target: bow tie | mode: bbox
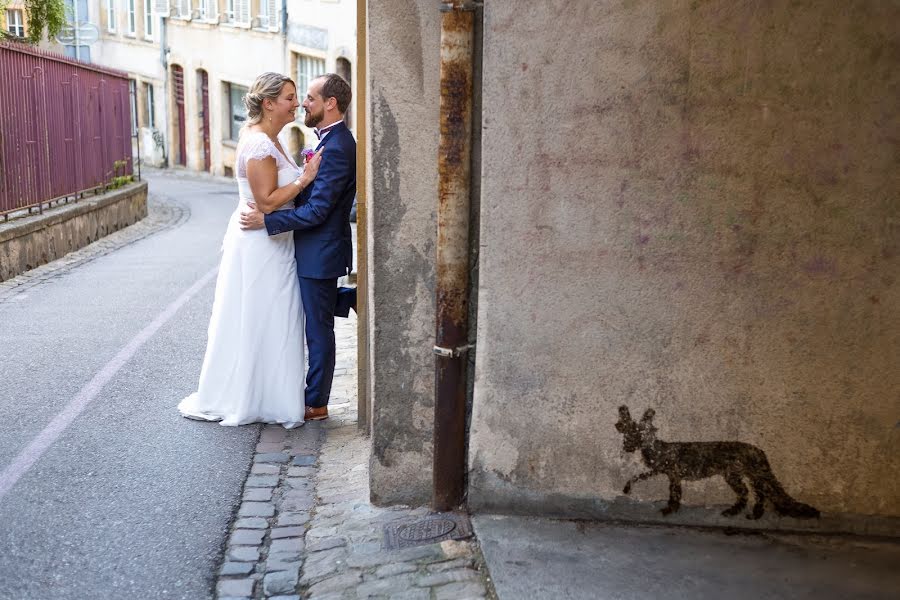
[315,123,339,140]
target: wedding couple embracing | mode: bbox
[178,72,356,429]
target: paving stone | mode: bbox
[307,526,340,539]
[243,487,274,502]
[256,452,291,464]
[238,502,275,518]
[216,578,255,597]
[264,570,299,596]
[271,526,306,539]
[267,549,303,563]
[307,536,348,553]
[355,574,418,597]
[220,561,255,576]
[433,581,487,600]
[261,428,288,442]
[235,517,269,530]
[269,596,301,600]
[270,537,306,554]
[415,568,480,587]
[440,539,475,559]
[230,528,265,545]
[426,557,475,572]
[373,590,430,600]
[300,548,348,584]
[288,466,316,477]
[227,546,261,562]
[245,474,279,488]
[374,562,419,578]
[292,454,317,466]
[306,571,364,596]
[277,511,311,527]
[256,442,283,453]
[266,556,303,573]
[251,463,280,475]
[280,492,315,511]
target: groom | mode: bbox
[239,73,356,422]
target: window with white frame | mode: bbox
[197,0,212,20]
[129,80,139,134]
[256,0,268,28]
[106,0,116,32]
[144,82,156,129]
[295,54,325,100]
[225,82,248,141]
[6,9,24,37]
[225,0,249,25]
[177,0,190,18]
[143,0,153,38]
[127,0,136,34]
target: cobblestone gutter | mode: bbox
[216,316,495,600]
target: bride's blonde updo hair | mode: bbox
[242,72,295,131]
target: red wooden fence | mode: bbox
[0,42,133,219]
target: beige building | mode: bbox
[1,1,28,40]
[60,0,355,174]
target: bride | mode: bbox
[179,72,322,428]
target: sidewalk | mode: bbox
[214,313,494,600]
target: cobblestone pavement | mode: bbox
[0,189,189,303]
[216,315,495,600]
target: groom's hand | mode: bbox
[239,202,265,230]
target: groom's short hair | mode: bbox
[318,73,352,114]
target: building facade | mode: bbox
[1,1,28,40]
[46,0,355,174]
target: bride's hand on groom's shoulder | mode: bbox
[239,202,265,230]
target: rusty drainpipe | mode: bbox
[433,0,477,512]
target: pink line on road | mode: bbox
[0,266,219,502]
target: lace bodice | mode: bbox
[236,130,301,179]
[235,130,302,211]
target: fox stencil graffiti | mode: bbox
[615,406,820,520]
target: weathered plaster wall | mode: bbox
[467,0,899,534]
[367,0,442,505]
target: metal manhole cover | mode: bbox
[383,512,473,550]
[398,518,457,541]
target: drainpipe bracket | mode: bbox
[433,344,474,359]
[440,1,482,13]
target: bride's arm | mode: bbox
[246,156,316,215]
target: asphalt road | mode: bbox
[0,171,260,599]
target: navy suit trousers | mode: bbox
[299,276,337,409]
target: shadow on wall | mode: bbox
[615,406,820,520]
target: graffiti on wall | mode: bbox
[615,406,820,519]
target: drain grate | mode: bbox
[383,512,473,550]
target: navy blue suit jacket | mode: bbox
[265,122,356,279]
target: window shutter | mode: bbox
[267,0,276,29]
[238,0,249,24]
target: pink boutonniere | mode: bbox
[301,149,316,163]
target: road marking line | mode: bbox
[0,266,219,502]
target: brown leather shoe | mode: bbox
[305,406,329,421]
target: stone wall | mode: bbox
[0,182,148,281]
[466,0,899,535]
[366,0,899,534]
[366,0,443,505]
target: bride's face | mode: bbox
[267,83,300,127]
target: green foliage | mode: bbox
[107,160,134,189]
[0,0,67,44]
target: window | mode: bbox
[197,0,212,20]
[295,54,325,99]
[129,80,139,134]
[177,0,190,18]
[226,0,249,25]
[226,82,248,141]
[106,0,116,32]
[256,0,268,28]
[144,82,156,129]
[143,0,153,38]
[127,0,136,34]
[6,9,24,37]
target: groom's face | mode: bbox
[302,80,326,128]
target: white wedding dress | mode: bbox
[178,130,306,428]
